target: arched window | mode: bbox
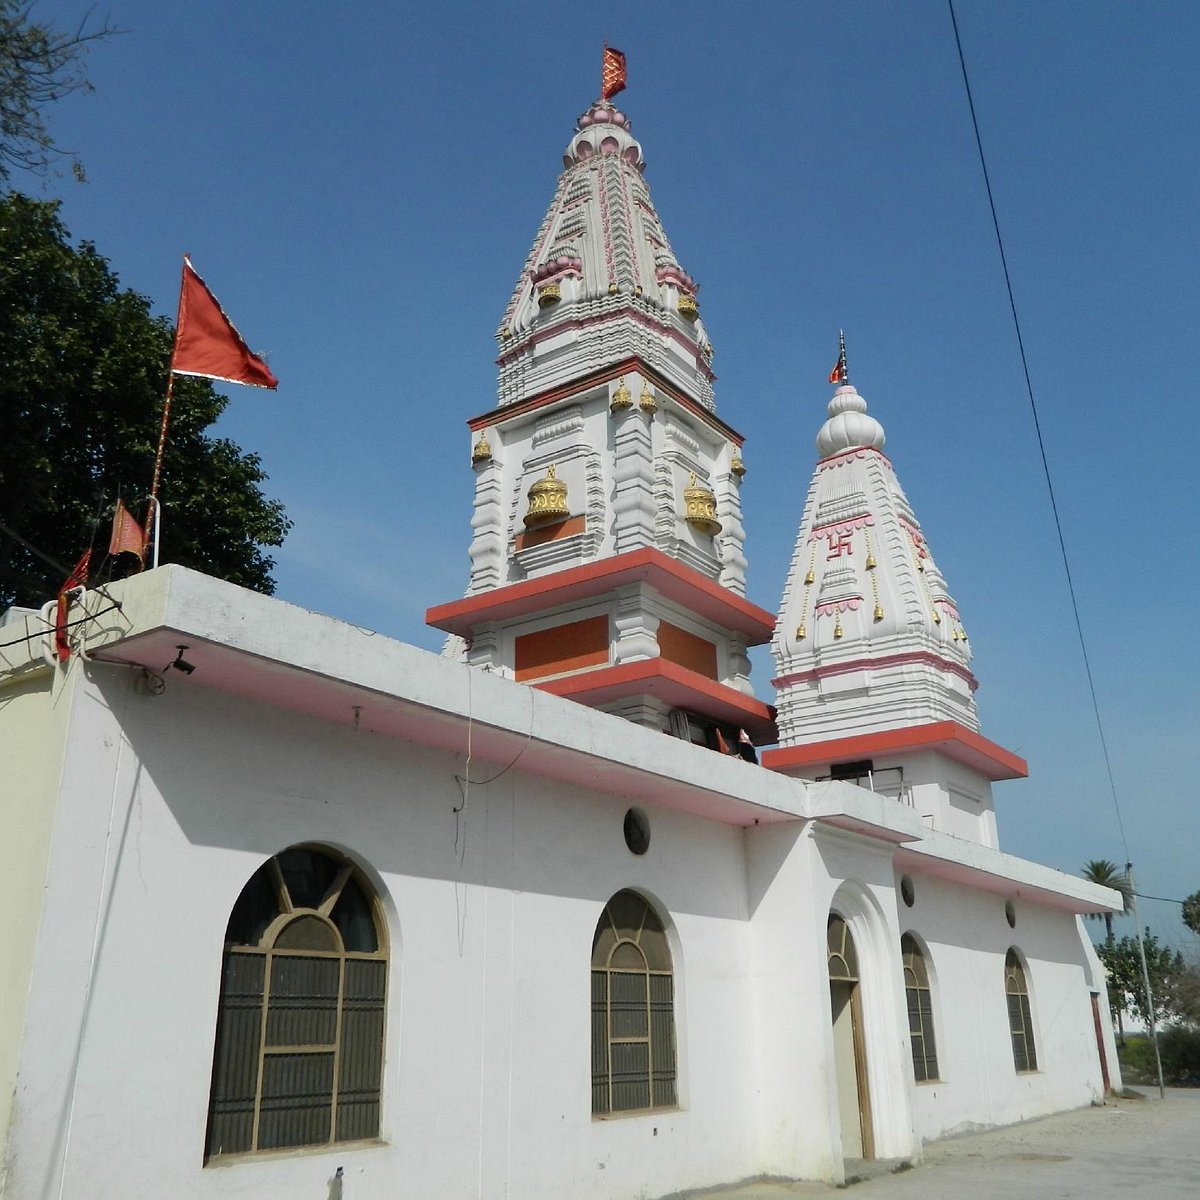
[205,847,387,1160]
[1005,948,1037,1073]
[901,934,939,1082]
[591,890,677,1115]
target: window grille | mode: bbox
[591,890,677,1116]
[901,934,939,1082]
[1004,948,1038,1073]
[205,847,387,1160]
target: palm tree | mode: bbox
[1081,859,1132,944]
[1083,859,1134,1046]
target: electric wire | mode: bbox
[947,0,1130,862]
[0,603,123,650]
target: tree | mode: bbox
[1097,932,1187,1030]
[1183,891,1200,937]
[1081,859,1132,945]
[0,1,114,180]
[0,193,290,609]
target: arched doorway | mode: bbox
[828,913,874,1159]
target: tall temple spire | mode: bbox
[494,90,715,411]
[428,79,776,746]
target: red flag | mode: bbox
[109,498,146,563]
[601,46,627,101]
[170,256,278,389]
[828,331,847,385]
[54,550,92,662]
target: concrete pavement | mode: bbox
[677,1088,1200,1200]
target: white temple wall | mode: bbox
[0,668,73,1181]
[885,751,998,847]
[896,872,1109,1144]
[7,670,768,1200]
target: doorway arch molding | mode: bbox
[827,879,917,1162]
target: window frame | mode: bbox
[204,846,388,1162]
[590,889,679,1118]
[900,933,940,1083]
[1004,947,1038,1073]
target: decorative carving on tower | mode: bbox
[771,357,977,746]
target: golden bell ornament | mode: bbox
[523,464,570,528]
[865,551,876,570]
[536,282,561,308]
[796,623,807,640]
[804,569,815,586]
[638,381,657,414]
[471,430,492,464]
[677,294,698,320]
[683,471,721,536]
[873,603,884,622]
[833,615,844,639]
[610,377,633,411]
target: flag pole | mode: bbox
[145,370,174,560]
[145,255,189,564]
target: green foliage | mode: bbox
[0,193,290,608]
[1096,932,1187,1028]
[1081,859,1132,943]
[1183,891,1200,937]
[0,1,113,180]
[1119,1029,1200,1087]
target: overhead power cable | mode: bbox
[946,0,1130,863]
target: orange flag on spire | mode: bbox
[109,498,146,563]
[601,46,627,101]
[170,256,278,389]
[828,330,847,385]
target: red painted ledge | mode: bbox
[761,720,1027,781]
[426,548,776,644]
[535,657,778,746]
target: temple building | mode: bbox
[1,78,1121,1200]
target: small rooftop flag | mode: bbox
[109,498,146,564]
[170,256,278,389]
[828,330,848,385]
[54,549,91,662]
[601,46,627,101]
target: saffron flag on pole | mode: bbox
[170,256,278,389]
[54,549,92,662]
[601,46,627,101]
[828,330,847,385]
[109,498,146,563]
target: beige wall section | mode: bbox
[0,667,70,1181]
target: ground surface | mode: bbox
[687,1088,1199,1199]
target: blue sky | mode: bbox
[30,1,1200,954]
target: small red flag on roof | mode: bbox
[170,256,278,389]
[109,498,146,563]
[828,330,848,385]
[601,46,627,101]
[54,549,92,662]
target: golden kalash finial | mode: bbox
[610,377,633,411]
[471,429,493,464]
[638,380,657,414]
[677,293,698,320]
[730,444,746,480]
[683,471,722,536]
[524,464,570,527]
